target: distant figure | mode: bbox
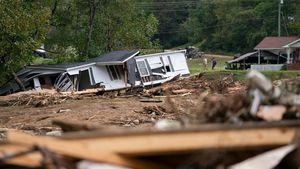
[211,58,217,70]
[203,57,208,70]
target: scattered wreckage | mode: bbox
[1,71,300,169]
[0,50,190,95]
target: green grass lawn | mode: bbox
[187,56,231,74]
[187,58,300,81]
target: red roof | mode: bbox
[254,36,299,49]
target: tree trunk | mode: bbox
[12,71,25,91]
[51,0,58,17]
[84,0,98,58]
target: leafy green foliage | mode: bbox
[144,0,194,48]
[48,45,79,64]
[0,0,159,85]
[46,0,159,59]
[0,0,50,85]
[183,0,300,53]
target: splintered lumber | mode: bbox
[7,122,300,161]
[6,133,168,169]
[0,144,41,168]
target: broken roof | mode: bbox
[89,50,139,64]
[27,62,93,71]
[254,36,300,50]
[27,50,140,71]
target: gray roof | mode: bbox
[27,62,92,70]
[89,50,139,64]
[27,50,140,71]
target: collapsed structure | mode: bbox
[0,50,190,95]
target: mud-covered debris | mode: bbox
[57,109,72,113]
[143,73,240,97]
[187,94,251,123]
[142,106,166,115]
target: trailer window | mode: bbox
[137,60,149,77]
[106,65,121,80]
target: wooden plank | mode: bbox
[0,144,41,168]
[59,127,296,156]
[6,132,168,169]
[8,127,297,158]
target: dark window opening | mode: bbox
[106,65,121,80]
[39,77,46,85]
[166,65,171,72]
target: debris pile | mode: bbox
[0,89,104,107]
[187,70,300,124]
[143,73,239,96]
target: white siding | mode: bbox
[67,65,93,75]
[135,51,190,76]
[167,52,189,75]
[146,56,163,69]
[91,65,129,90]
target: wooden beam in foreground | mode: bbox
[7,126,298,168]
[0,144,41,168]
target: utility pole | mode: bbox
[278,0,284,37]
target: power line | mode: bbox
[156,16,278,34]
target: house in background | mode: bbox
[0,50,190,95]
[254,36,300,65]
[227,36,300,70]
[226,51,286,70]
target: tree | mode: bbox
[0,0,50,85]
[183,0,300,54]
[45,0,159,59]
[141,0,196,48]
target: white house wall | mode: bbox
[164,52,189,75]
[91,65,129,90]
[67,65,94,75]
[135,51,190,76]
[146,56,163,69]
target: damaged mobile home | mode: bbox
[0,50,189,95]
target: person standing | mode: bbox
[203,57,208,70]
[211,58,217,70]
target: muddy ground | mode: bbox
[0,74,245,135]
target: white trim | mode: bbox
[283,38,300,48]
[254,48,284,50]
[135,50,186,59]
[122,51,140,63]
[66,63,96,71]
